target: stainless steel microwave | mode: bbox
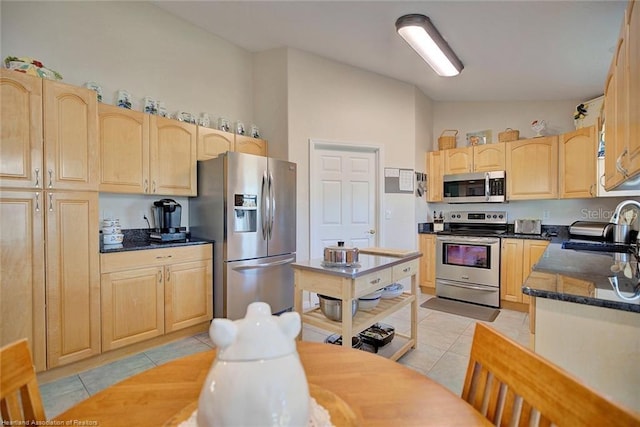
[443,171,506,203]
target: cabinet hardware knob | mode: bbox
[48,193,53,211]
[34,168,40,187]
[48,169,53,188]
[35,193,40,212]
[370,278,381,284]
[403,267,410,273]
[152,180,156,193]
[144,179,149,193]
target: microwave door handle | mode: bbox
[485,172,490,202]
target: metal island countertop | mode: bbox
[522,242,640,313]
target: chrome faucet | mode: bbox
[610,200,640,225]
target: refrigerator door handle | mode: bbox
[268,172,275,240]
[261,172,268,240]
[232,256,296,271]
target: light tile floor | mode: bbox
[39,293,529,419]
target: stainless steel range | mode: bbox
[435,211,507,308]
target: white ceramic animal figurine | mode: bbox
[197,302,310,427]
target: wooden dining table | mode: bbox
[53,341,490,426]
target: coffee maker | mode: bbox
[150,199,187,242]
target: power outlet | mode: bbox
[542,210,551,220]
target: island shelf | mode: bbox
[292,252,421,361]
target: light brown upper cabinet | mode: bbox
[473,143,506,172]
[426,151,443,202]
[1,69,98,190]
[506,136,558,200]
[443,143,505,175]
[98,104,197,196]
[150,115,197,196]
[197,127,234,160]
[559,126,598,198]
[626,0,640,180]
[234,135,268,157]
[604,1,640,189]
[443,147,472,174]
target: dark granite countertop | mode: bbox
[522,242,640,313]
[292,252,421,279]
[100,229,213,254]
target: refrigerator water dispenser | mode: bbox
[234,194,257,233]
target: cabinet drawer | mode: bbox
[392,259,419,281]
[101,244,212,273]
[354,268,392,297]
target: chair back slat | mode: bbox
[0,339,46,423]
[462,323,640,427]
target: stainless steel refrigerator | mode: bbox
[189,151,297,320]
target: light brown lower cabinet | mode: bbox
[501,238,549,306]
[418,234,436,292]
[1,190,100,371]
[100,244,213,351]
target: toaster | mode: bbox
[514,219,542,235]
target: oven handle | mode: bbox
[436,236,500,244]
[437,279,498,292]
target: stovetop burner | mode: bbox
[440,210,508,236]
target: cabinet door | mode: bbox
[500,238,524,303]
[98,104,150,194]
[150,116,197,196]
[101,266,164,351]
[0,190,46,371]
[46,191,100,367]
[43,80,98,191]
[426,151,443,202]
[473,143,505,172]
[418,234,436,292]
[443,147,472,174]
[614,29,630,183]
[521,240,549,304]
[604,70,622,190]
[0,70,43,189]
[506,136,558,200]
[164,260,213,332]
[197,127,234,160]
[627,0,640,178]
[559,127,597,198]
[234,135,268,157]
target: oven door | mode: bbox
[436,236,500,287]
[435,278,500,308]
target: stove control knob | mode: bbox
[498,214,504,219]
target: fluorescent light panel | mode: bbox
[396,14,463,77]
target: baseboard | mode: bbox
[37,322,210,384]
[500,300,529,313]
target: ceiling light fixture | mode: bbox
[395,14,464,77]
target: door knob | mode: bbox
[367,229,376,235]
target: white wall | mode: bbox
[433,100,581,150]
[1,1,255,229]
[414,88,434,232]
[284,49,419,261]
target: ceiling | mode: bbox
[153,1,626,102]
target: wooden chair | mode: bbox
[462,323,640,427]
[0,339,46,422]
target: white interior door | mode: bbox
[310,142,379,259]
